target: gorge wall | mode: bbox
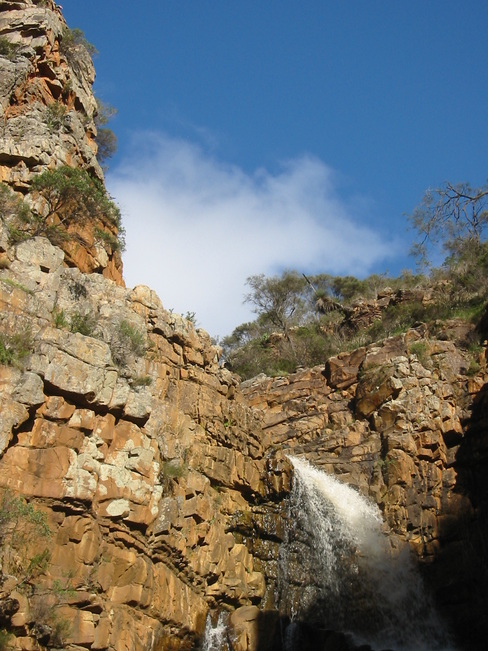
[0,0,122,283]
[1,2,488,651]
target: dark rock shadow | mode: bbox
[253,611,380,651]
[419,381,488,651]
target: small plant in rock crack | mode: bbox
[69,311,97,336]
[408,341,431,368]
[52,308,69,329]
[0,328,33,367]
[130,375,153,389]
[161,460,186,479]
[44,102,67,133]
[110,319,147,366]
[466,358,481,377]
[0,36,21,60]
[159,460,187,493]
[1,277,33,294]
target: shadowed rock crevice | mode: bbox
[420,381,488,651]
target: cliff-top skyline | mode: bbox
[61,0,488,336]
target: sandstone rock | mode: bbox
[11,371,44,406]
[14,236,64,272]
[1,4,487,651]
[325,347,366,389]
[228,605,261,651]
[0,388,29,454]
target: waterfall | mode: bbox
[201,612,230,651]
[282,455,455,651]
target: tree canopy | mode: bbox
[2,167,124,252]
[409,181,488,268]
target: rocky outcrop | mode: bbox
[241,323,488,649]
[337,284,448,333]
[0,0,99,182]
[0,0,123,283]
[0,234,284,649]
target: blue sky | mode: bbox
[61,1,488,336]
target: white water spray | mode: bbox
[201,612,230,651]
[284,456,455,651]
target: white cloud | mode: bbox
[108,132,398,337]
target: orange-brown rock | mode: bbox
[0,0,123,284]
[1,3,488,651]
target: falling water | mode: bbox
[283,456,455,651]
[201,612,230,651]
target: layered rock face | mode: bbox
[1,3,488,651]
[0,234,286,649]
[0,0,122,283]
[242,325,488,649]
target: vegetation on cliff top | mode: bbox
[222,180,488,379]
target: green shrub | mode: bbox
[3,168,124,249]
[31,165,121,227]
[52,308,69,329]
[409,341,430,367]
[0,36,20,60]
[184,311,197,325]
[131,375,152,388]
[119,320,146,356]
[0,491,78,646]
[366,301,452,343]
[27,166,124,250]
[223,264,488,379]
[0,490,51,594]
[0,329,33,367]
[0,183,33,244]
[61,78,73,99]
[0,629,11,651]
[45,102,67,133]
[94,226,124,252]
[96,128,118,166]
[466,359,481,377]
[59,27,97,63]
[161,461,186,479]
[110,320,147,367]
[70,312,97,336]
[94,99,118,166]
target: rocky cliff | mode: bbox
[0,0,122,283]
[1,3,488,651]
